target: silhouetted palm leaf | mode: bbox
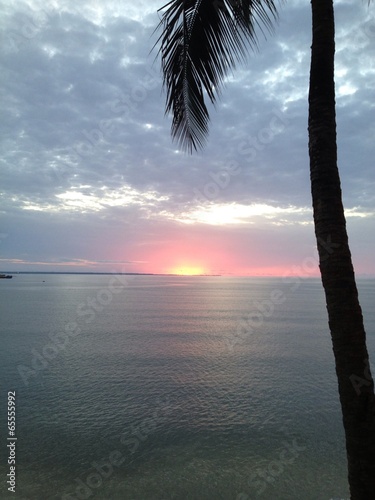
[156,0,278,152]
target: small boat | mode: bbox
[0,274,13,279]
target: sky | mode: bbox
[1,0,374,276]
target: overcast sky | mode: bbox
[1,0,374,276]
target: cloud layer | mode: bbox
[1,0,374,275]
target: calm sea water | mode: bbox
[1,274,375,500]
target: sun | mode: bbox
[170,265,205,276]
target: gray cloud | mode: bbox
[1,0,374,274]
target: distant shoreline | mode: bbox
[1,271,374,279]
[0,271,222,277]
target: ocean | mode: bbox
[1,274,375,499]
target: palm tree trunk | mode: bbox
[308,0,375,497]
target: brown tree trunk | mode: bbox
[308,0,375,497]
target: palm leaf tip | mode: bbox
[156,0,278,153]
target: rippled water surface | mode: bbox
[1,274,375,499]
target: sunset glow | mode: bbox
[1,1,374,278]
[169,264,206,276]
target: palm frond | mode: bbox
[155,0,278,152]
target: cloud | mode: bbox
[1,0,374,275]
[175,203,312,226]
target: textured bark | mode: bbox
[308,0,375,497]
